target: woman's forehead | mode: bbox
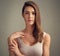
[24,6,35,12]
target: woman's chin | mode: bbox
[28,23,34,26]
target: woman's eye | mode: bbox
[25,12,29,14]
[24,12,36,15]
[32,12,36,15]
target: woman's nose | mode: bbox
[29,13,32,18]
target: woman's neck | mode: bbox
[24,25,34,35]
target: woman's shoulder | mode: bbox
[43,32,51,38]
[43,32,51,43]
[8,31,24,41]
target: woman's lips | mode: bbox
[28,20,33,21]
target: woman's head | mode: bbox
[22,1,43,42]
[22,1,36,25]
[22,6,35,25]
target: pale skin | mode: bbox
[8,6,51,56]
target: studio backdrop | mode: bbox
[0,0,60,56]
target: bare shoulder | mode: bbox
[7,31,24,42]
[43,32,51,40]
[43,32,51,45]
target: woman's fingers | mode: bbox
[19,32,25,37]
[16,32,25,38]
[9,46,15,52]
[8,41,17,48]
[12,40,17,46]
[9,43,19,53]
[9,43,17,51]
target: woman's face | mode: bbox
[23,6,36,26]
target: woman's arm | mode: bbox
[42,33,51,56]
[7,32,25,56]
[8,36,16,56]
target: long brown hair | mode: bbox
[22,1,43,42]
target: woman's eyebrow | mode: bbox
[24,11,29,12]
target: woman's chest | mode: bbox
[18,39,43,56]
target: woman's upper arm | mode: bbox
[43,33,51,56]
[7,35,15,56]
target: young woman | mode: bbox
[8,1,51,56]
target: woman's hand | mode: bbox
[9,32,24,40]
[8,32,25,56]
[9,39,25,56]
[9,40,20,56]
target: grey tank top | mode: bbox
[17,32,46,56]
